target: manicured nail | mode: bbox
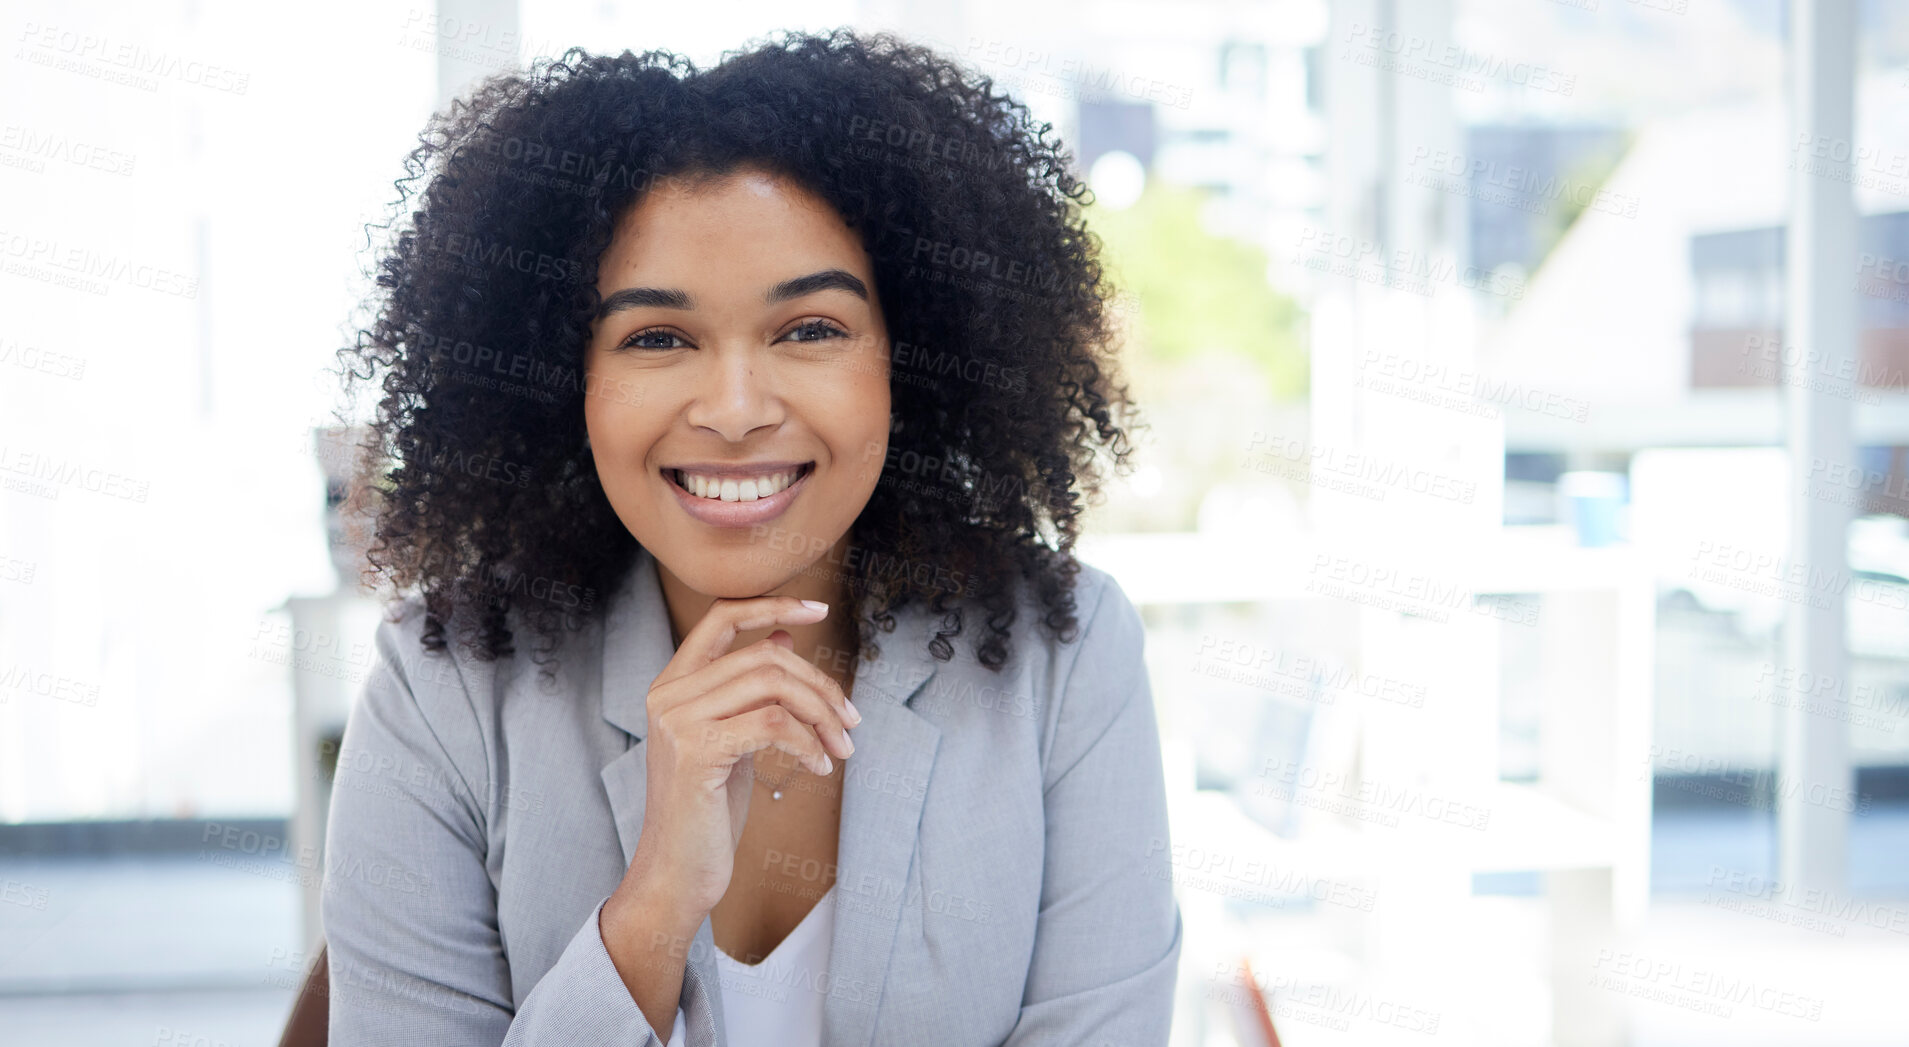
[844,700,863,726]
[820,754,834,774]
[801,599,829,613]
[842,732,855,756]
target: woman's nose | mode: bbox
[683,345,784,442]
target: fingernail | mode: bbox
[842,733,855,756]
[844,700,863,726]
[820,754,834,774]
[801,599,829,613]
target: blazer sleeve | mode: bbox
[1001,572,1185,1047]
[321,607,679,1046]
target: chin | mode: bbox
[660,547,815,599]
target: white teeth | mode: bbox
[675,467,803,502]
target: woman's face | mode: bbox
[583,166,891,601]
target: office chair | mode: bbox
[276,942,329,1047]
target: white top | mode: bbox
[662,884,838,1047]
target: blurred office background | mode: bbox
[3,0,1907,1044]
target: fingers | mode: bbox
[690,637,860,724]
[665,596,830,677]
[669,643,858,760]
[645,596,862,772]
[701,705,835,777]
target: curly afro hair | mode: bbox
[333,26,1142,675]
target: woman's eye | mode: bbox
[785,320,847,343]
[613,322,844,351]
[618,329,687,351]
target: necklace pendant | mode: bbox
[771,788,783,800]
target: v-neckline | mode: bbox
[714,883,838,968]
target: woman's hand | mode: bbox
[613,595,861,920]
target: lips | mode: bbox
[668,462,813,502]
[662,462,815,528]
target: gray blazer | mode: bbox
[321,543,1182,1046]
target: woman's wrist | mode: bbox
[600,867,709,1040]
[608,838,719,940]
[603,863,709,949]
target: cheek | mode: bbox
[581,361,610,437]
[838,371,890,473]
[582,390,654,487]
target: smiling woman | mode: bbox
[582,170,893,602]
[322,26,1179,1047]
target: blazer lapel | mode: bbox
[596,547,728,1045]
[597,545,672,851]
[823,630,940,1047]
[593,544,944,1047]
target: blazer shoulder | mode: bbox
[959,556,1137,680]
[1043,557,1142,668]
[356,593,500,774]
[367,593,472,693]
[1025,558,1154,793]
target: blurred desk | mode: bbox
[1086,527,1654,1047]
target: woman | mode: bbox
[322,26,1181,1047]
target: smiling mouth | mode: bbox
[666,462,815,502]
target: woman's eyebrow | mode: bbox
[764,268,868,305]
[593,268,868,321]
[595,285,692,318]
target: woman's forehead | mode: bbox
[601,172,871,283]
